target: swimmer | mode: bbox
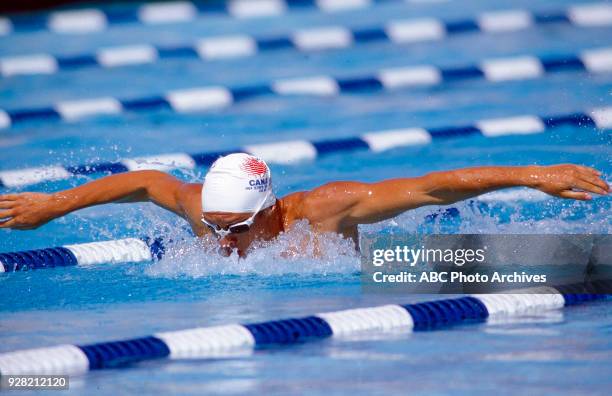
[0,153,609,257]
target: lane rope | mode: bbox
[1,47,611,131]
[0,0,459,36]
[0,237,165,272]
[0,106,610,189]
[0,280,608,375]
[2,3,611,77]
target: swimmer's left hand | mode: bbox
[529,164,610,200]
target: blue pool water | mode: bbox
[1,0,612,394]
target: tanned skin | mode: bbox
[0,164,608,257]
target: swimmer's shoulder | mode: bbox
[279,181,362,222]
[278,191,308,221]
[176,183,204,220]
[177,182,202,201]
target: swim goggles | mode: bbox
[201,191,271,238]
[201,212,258,238]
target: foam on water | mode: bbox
[373,196,612,234]
[146,220,360,278]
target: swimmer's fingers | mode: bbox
[0,216,39,230]
[0,209,15,219]
[580,174,610,193]
[0,218,16,228]
[558,190,592,200]
[0,194,21,202]
[575,167,607,187]
[573,175,610,195]
[585,173,610,192]
[0,200,16,209]
[575,165,602,176]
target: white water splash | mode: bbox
[146,220,360,278]
[477,188,549,202]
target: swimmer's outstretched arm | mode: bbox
[0,170,189,230]
[314,164,609,225]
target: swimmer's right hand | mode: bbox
[0,193,63,230]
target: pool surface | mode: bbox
[1,0,611,394]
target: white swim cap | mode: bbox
[202,153,276,213]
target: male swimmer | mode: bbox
[0,153,609,257]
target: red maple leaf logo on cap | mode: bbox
[240,157,268,176]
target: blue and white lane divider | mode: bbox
[1,47,612,131]
[0,238,165,272]
[0,0,453,36]
[1,106,611,189]
[0,282,608,375]
[2,3,611,78]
